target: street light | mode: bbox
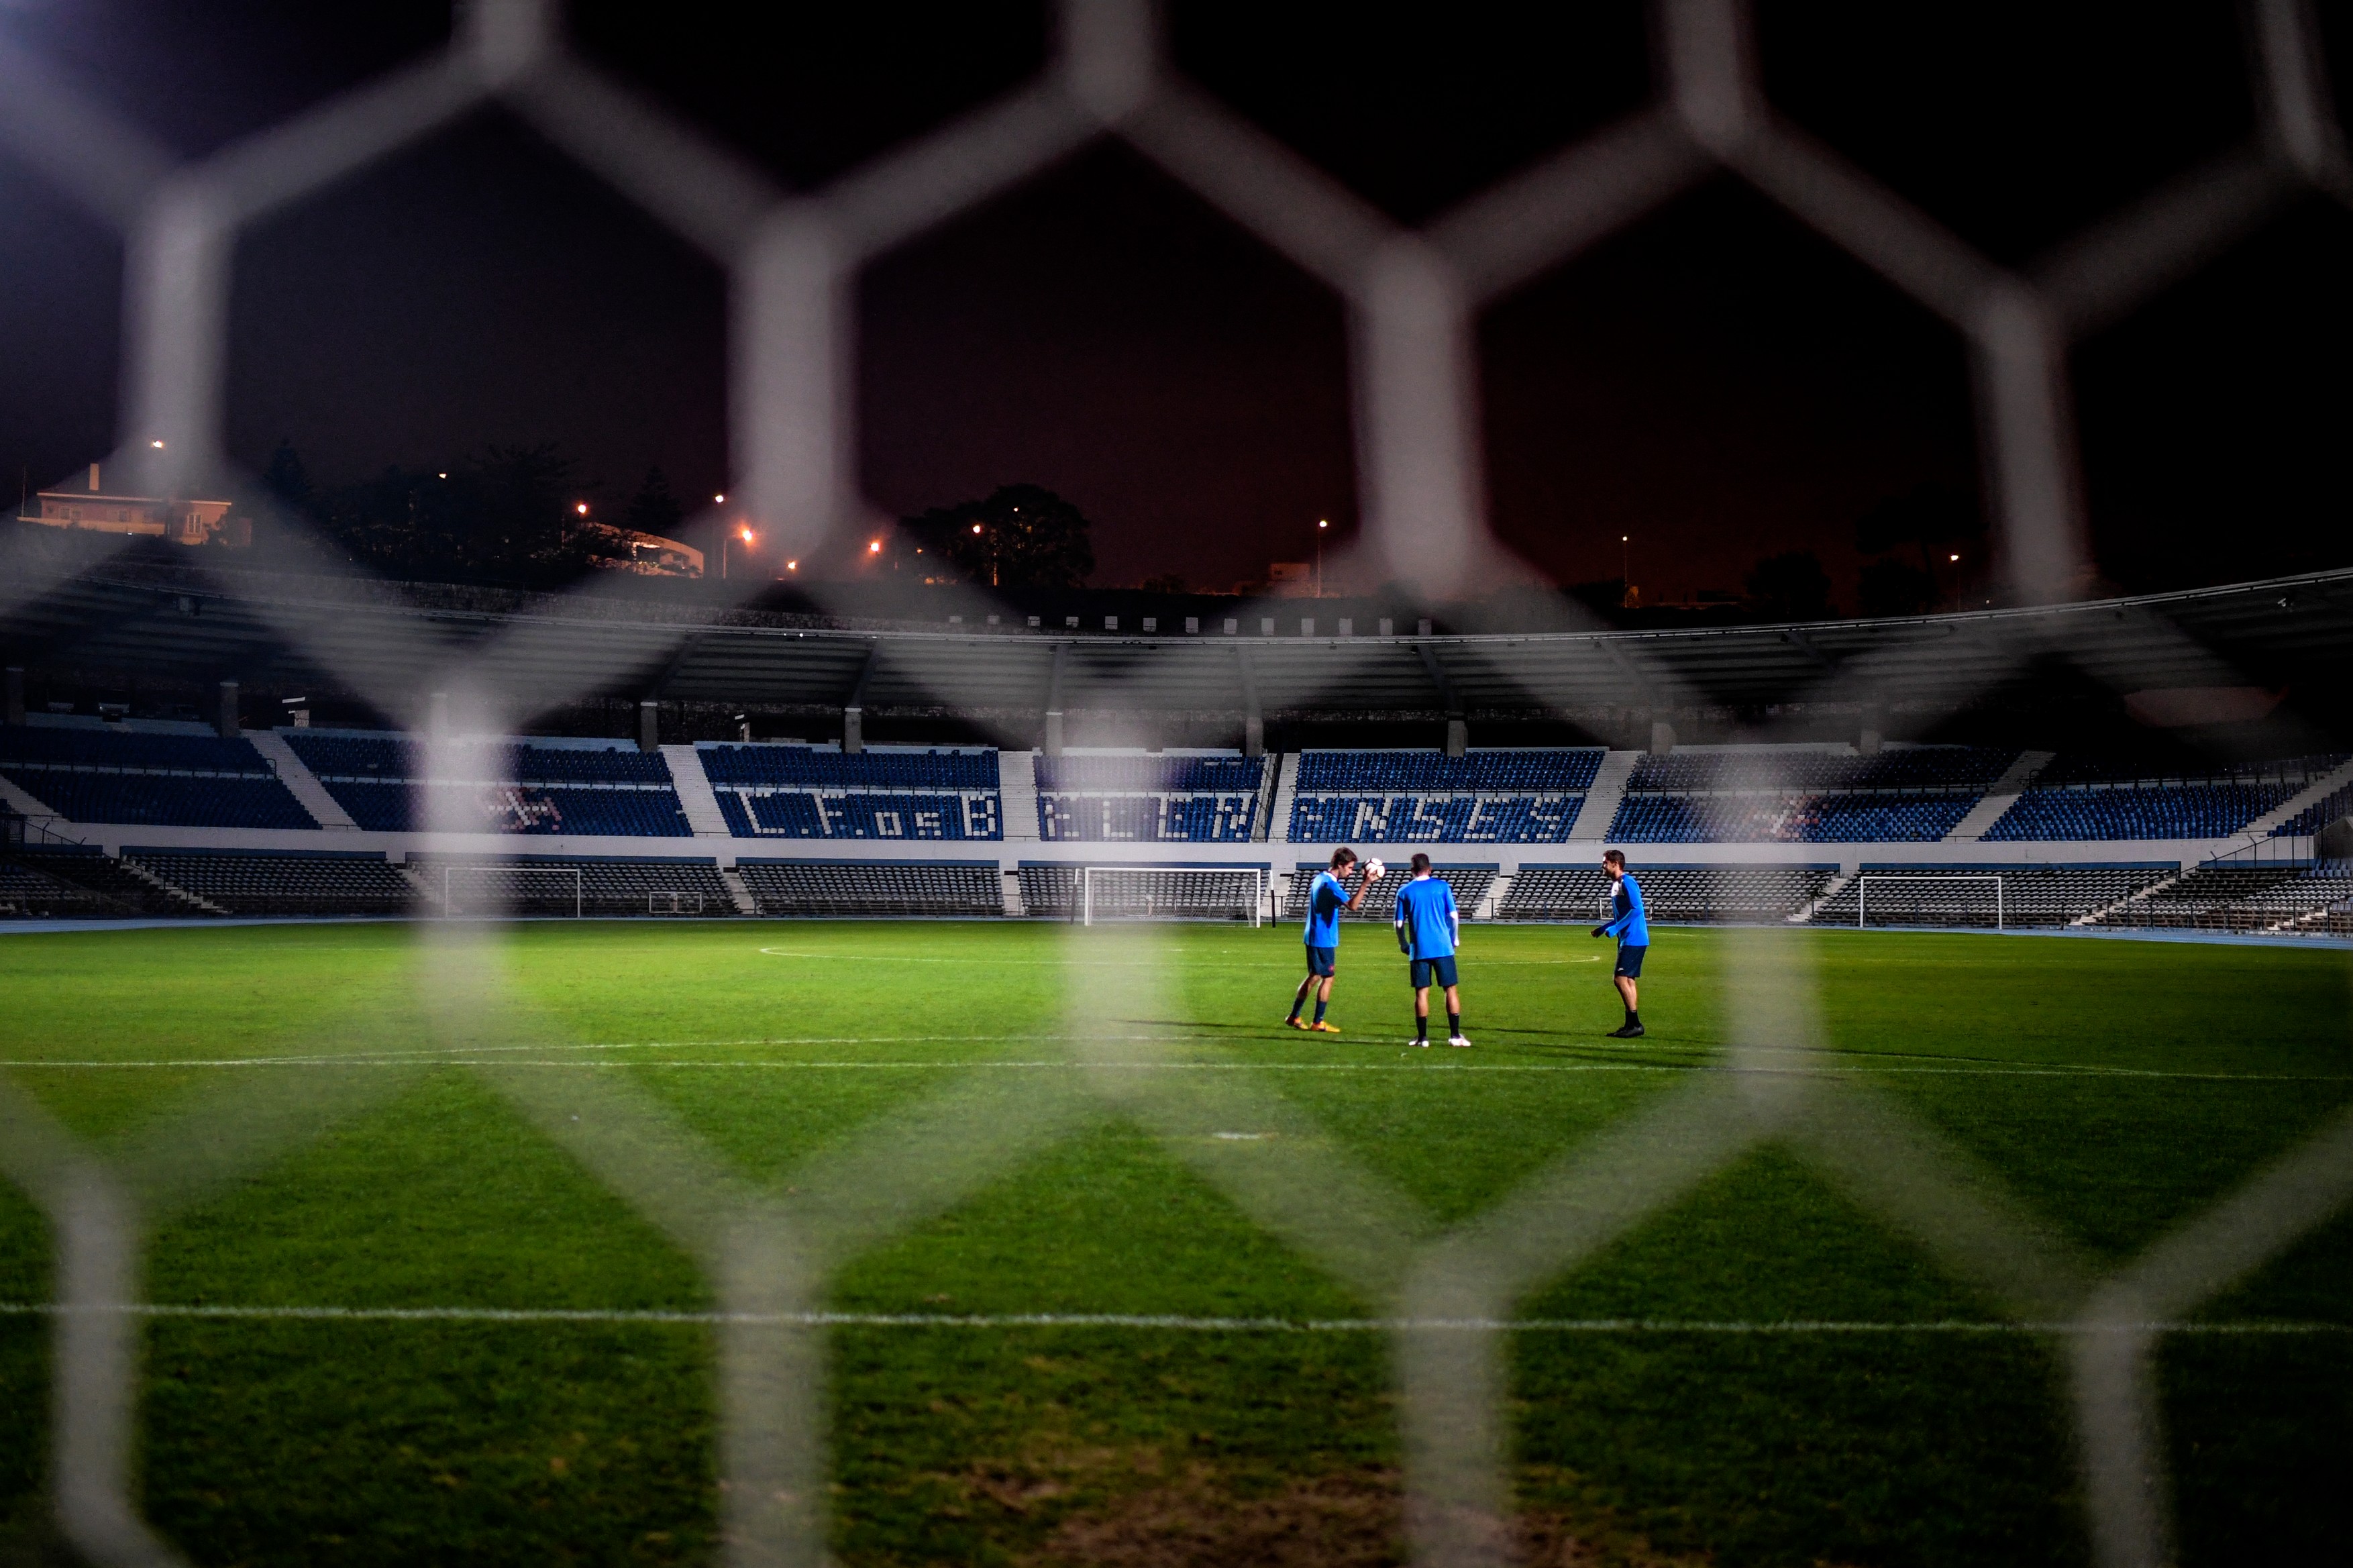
[723,525,755,580]
[714,494,725,505]
[1316,519,1328,597]
[575,502,589,515]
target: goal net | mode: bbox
[1080,866,1266,926]
[438,865,585,918]
[648,890,705,915]
[1855,874,2004,930]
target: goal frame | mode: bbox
[1080,866,1266,927]
[648,890,706,916]
[1856,873,2003,931]
[439,864,585,919]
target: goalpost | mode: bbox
[648,891,705,915]
[1080,866,1266,926]
[1856,874,2003,931]
[439,865,585,918]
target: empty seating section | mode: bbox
[1608,794,1971,843]
[413,857,731,915]
[700,745,1004,841]
[1035,754,1263,843]
[2034,751,2346,786]
[1813,868,2171,927]
[2091,864,2353,932]
[1281,863,1496,922]
[1,725,315,828]
[125,850,415,914]
[0,857,119,917]
[740,859,1002,916]
[2274,782,2353,837]
[1608,746,2003,844]
[1501,865,1836,923]
[1021,864,1264,920]
[284,733,690,835]
[1984,783,2300,841]
[1287,750,1599,844]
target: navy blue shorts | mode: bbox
[1305,944,1337,978]
[1614,943,1648,979]
[1410,955,1459,990]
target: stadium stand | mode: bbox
[1,845,212,914]
[1035,753,1265,842]
[284,733,693,835]
[1021,863,1266,921]
[1286,749,1600,843]
[1281,862,1497,923]
[1810,866,2173,927]
[1,724,315,829]
[2273,782,2353,837]
[700,745,1003,841]
[739,859,1004,917]
[2088,862,2353,933]
[1985,753,2349,842]
[0,855,122,917]
[411,855,733,915]
[1501,864,1837,923]
[123,849,416,916]
[1606,746,2009,844]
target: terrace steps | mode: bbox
[1569,750,1640,841]
[1944,750,2055,841]
[118,855,223,914]
[1267,753,1299,843]
[999,750,1041,842]
[246,729,358,829]
[660,745,733,837]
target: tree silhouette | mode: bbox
[901,484,1094,588]
[1744,550,1834,621]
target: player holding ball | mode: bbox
[1287,848,1383,1033]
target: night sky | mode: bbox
[1,1,2348,605]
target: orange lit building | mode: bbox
[20,463,250,547]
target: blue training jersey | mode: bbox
[1394,876,1458,959]
[1601,872,1649,945]
[1302,870,1351,947]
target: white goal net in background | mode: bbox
[1857,874,2005,931]
[1080,866,1265,926]
[0,4,2350,1568]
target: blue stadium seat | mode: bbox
[1,725,316,827]
[700,746,1005,841]
[281,732,692,836]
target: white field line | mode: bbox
[0,1302,2341,1335]
[757,947,1606,965]
[3,1051,2340,1082]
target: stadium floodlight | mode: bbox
[1857,873,2004,931]
[1080,865,1265,927]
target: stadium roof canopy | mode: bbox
[6,562,2350,723]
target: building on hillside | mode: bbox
[1267,562,1314,597]
[20,463,250,547]
[579,523,704,576]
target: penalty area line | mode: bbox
[0,1302,2341,1335]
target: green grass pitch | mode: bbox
[0,919,2346,1566]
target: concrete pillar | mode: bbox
[1858,707,1885,757]
[216,680,239,738]
[843,704,864,755]
[4,667,21,727]
[429,691,450,739]
[637,699,660,753]
[1445,717,1468,757]
[1243,713,1264,757]
[1044,709,1065,757]
[1649,718,1676,753]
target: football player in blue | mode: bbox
[1286,847,1383,1033]
[1591,848,1649,1038]
[1394,853,1467,1047]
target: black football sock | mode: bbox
[1447,1011,1461,1037]
[1288,988,1304,1021]
[1312,998,1328,1025]
[1413,1011,1427,1041]
[1628,1010,1642,1027]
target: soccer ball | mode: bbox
[1363,859,1385,881]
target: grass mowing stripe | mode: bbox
[6,1055,2340,1082]
[0,1302,2343,1334]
